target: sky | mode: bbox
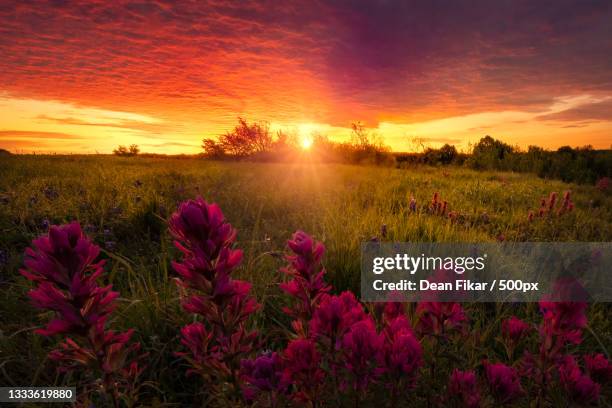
[1,0,612,154]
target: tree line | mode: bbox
[395,136,611,185]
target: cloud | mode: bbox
[36,114,173,134]
[537,99,612,122]
[410,137,463,144]
[142,141,199,148]
[0,1,611,151]
[0,130,84,139]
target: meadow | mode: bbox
[0,155,610,406]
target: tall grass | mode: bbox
[0,155,610,405]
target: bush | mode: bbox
[113,144,140,157]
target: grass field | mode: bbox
[0,155,611,406]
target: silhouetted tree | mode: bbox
[469,135,515,169]
[202,138,226,159]
[113,144,140,156]
[218,117,273,157]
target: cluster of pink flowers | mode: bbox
[595,176,610,192]
[446,369,481,408]
[21,222,145,406]
[529,190,574,221]
[429,192,449,216]
[22,198,611,406]
[168,198,259,396]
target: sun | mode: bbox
[300,136,313,150]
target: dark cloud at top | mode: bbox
[0,0,611,128]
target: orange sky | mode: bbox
[1,1,611,154]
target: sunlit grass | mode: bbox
[0,155,610,404]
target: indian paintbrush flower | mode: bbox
[169,197,259,395]
[484,362,524,404]
[558,355,600,403]
[446,369,481,408]
[21,222,144,406]
[279,230,330,328]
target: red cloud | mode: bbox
[0,0,611,131]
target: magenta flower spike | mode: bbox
[282,338,324,403]
[558,355,601,403]
[416,301,467,337]
[380,316,423,390]
[169,197,259,394]
[539,300,587,345]
[502,316,531,343]
[340,318,384,392]
[279,231,330,326]
[584,353,612,384]
[20,222,144,405]
[240,351,288,404]
[447,369,481,408]
[309,291,366,346]
[484,362,524,404]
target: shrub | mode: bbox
[113,144,140,156]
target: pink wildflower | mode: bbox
[21,222,144,405]
[584,353,612,384]
[279,231,330,325]
[547,192,558,211]
[282,339,323,403]
[502,316,531,342]
[309,291,367,344]
[380,316,422,390]
[539,300,587,345]
[484,362,523,404]
[341,318,384,392]
[409,196,417,212]
[240,351,288,404]
[416,302,467,337]
[169,198,259,389]
[447,369,481,408]
[595,177,610,192]
[558,355,600,403]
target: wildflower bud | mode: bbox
[432,192,439,205]
[409,197,417,212]
[584,354,612,384]
[279,231,330,324]
[548,192,558,211]
[484,362,524,404]
[341,319,384,392]
[447,369,481,408]
[501,316,530,342]
[558,355,600,403]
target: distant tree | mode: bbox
[0,148,11,156]
[113,144,140,156]
[202,138,226,158]
[350,122,371,148]
[438,144,458,164]
[469,135,515,169]
[218,117,273,157]
[113,145,129,156]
